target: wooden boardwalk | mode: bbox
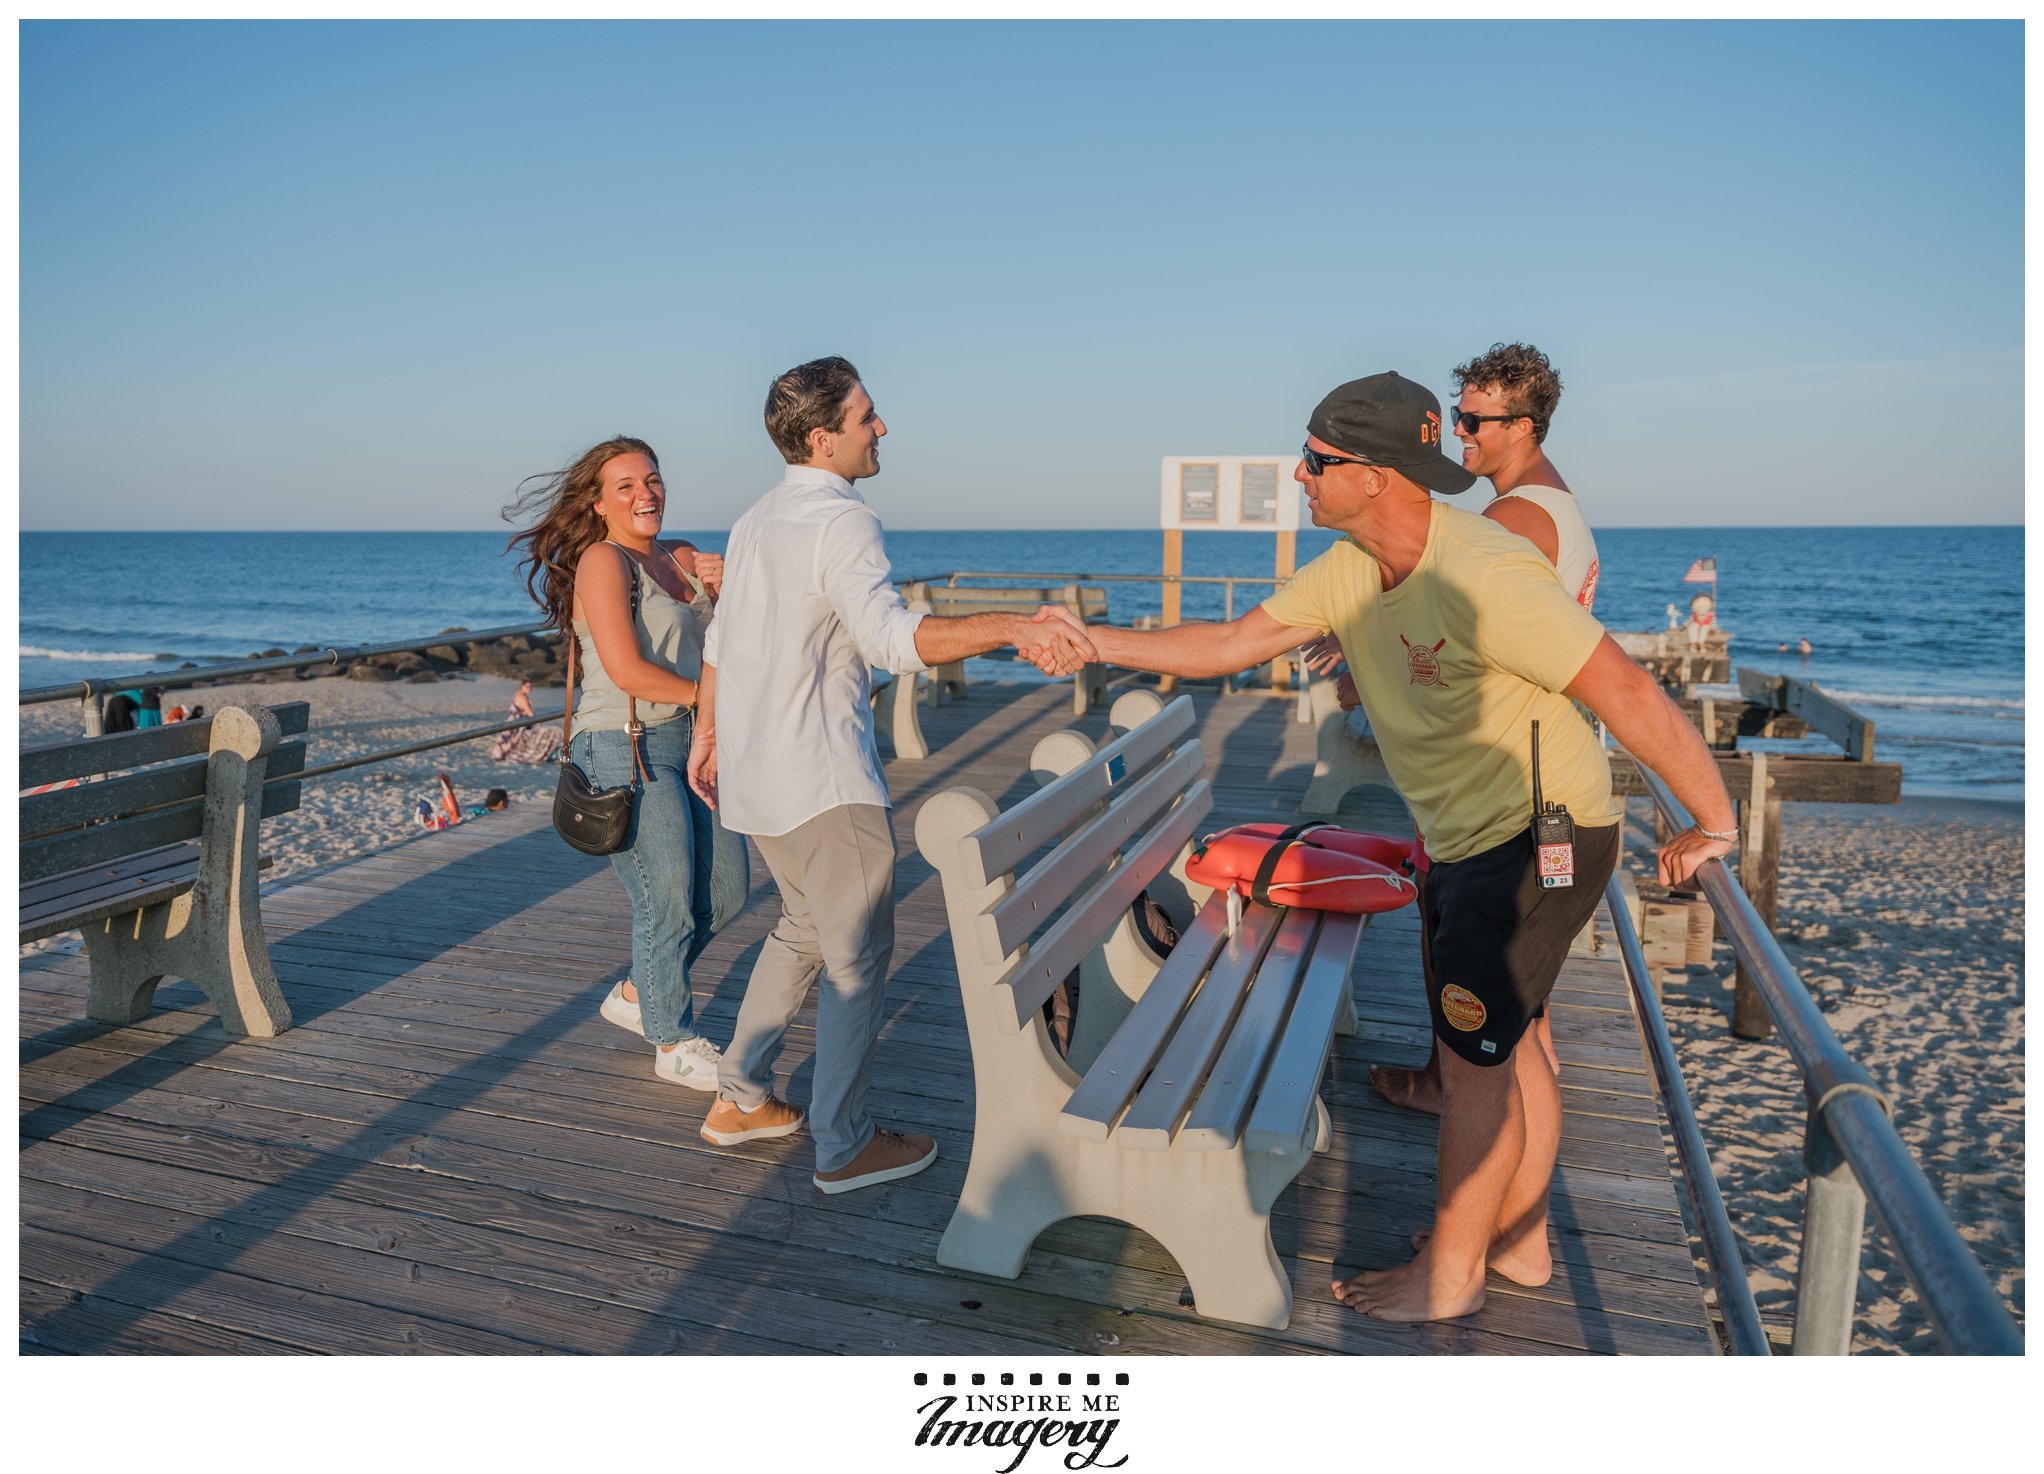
[19,680,1716,1355]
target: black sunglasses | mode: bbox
[1450,410,1528,435]
[1299,443,1377,476]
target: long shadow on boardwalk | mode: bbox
[20,826,597,1353]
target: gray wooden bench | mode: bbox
[902,581,1111,713]
[914,693,1374,1329]
[18,702,309,1037]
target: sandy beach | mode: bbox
[1626,797,2025,1353]
[18,677,2025,1352]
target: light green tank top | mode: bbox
[571,542,711,732]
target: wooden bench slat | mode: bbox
[1244,912,1367,1156]
[20,739,307,841]
[1057,901,1232,1142]
[19,862,202,944]
[18,841,202,909]
[1179,907,1323,1150]
[1113,901,1283,1150]
[989,781,1213,1032]
[20,781,302,886]
[979,742,1207,964]
[966,697,1196,882]
[18,701,310,789]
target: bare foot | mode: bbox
[1331,1245,1485,1322]
[1408,1228,1556,1288]
[1369,1062,1445,1116]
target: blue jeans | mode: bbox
[570,716,749,1045]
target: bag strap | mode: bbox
[1248,820,1333,908]
[559,542,648,790]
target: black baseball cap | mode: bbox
[1308,371,1476,495]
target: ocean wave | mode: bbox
[20,644,174,664]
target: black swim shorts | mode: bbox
[1419,821,1621,1067]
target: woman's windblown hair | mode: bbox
[502,436,659,636]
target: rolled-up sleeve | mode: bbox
[817,504,928,674]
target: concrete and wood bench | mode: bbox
[1298,676,1394,816]
[18,702,308,1037]
[914,693,1374,1328]
[902,581,1111,713]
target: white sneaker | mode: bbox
[653,1035,723,1091]
[599,981,644,1037]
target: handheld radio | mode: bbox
[1530,720,1576,889]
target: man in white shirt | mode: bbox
[688,356,1093,1195]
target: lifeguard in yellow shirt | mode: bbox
[1072,371,1737,1323]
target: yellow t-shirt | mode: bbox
[1262,501,1619,862]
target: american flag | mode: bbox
[1682,557,1717,584]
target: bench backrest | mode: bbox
[904,582,1110,623]
[915,695,1209,1033]
[18,703,309,884]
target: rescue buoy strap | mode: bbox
[1250,821,1326,908]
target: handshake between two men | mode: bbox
[1012,603,1098,677]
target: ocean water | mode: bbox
[18,525,2023,801]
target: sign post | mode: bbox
[1159,455,1305,690]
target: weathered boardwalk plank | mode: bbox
[19,679,1715,1355]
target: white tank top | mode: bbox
[1491,483,1599,610]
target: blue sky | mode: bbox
[17,19,2025,531]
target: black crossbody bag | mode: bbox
[552,546,649,856]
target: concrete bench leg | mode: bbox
[936,1086,1312,1329]
[933,661,966,704]
[1072,661,1108,715]
[1299,680,1394,817]
[84,705,292,1038]
[871,672,931,761]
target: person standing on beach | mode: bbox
[1368,341,1597,1116]
[686,356,1095,1194]
[1073,371,1737,1322]
[504,436,748,1089]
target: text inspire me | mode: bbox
[914,1394,1126,1473]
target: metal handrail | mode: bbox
[897,568,1284,590]
[19,621,554,708]
[1601,871,1771,1355]
[1633,764,2022,1355]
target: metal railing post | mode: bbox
[1790,1102,1871,1354]
[1221,579,1235,695]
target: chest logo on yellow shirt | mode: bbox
[1401,634,1450,687]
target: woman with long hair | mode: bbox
[504,436,746,1088]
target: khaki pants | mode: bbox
[716,804,896,1172]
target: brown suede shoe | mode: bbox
[813,1128,937,1195]
[699,1095,805,1146]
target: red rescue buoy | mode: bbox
[1186,822,1419,914]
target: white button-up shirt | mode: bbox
[704,467,928,838]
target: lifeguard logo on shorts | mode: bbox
[1440,984,1487,1031]
[1401,634,1449,687]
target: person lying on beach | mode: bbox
[1061,369,1736,1323]
[504,435,749,1091]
